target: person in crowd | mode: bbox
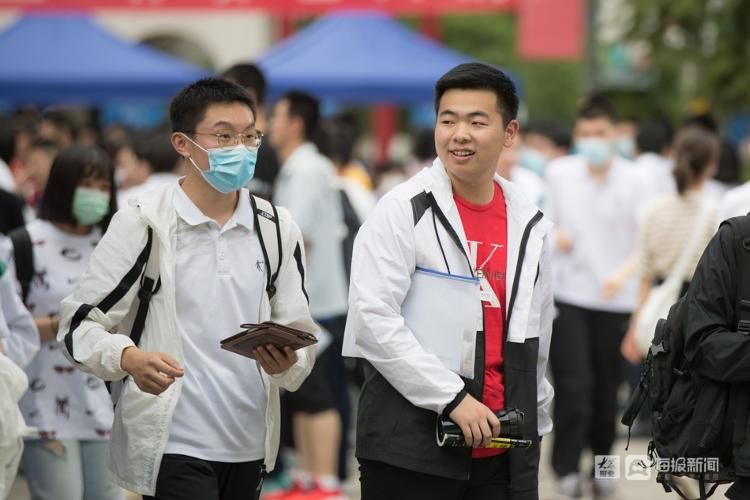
[20,138,59,214]
[344,62,554,500]
[221,63,280,200]
[621,126,720,363]
[495,129,545,207]
[37,109,78,150]
[58,78,316,500]
[116,131,182,209]
[0,145,123,500]
[405,127,438,177]
[544,96,647,499]
[326,112,373,192]
[614,116,638,160]
[632,118,675,199]
[516,122,570,178]
[268,90,348,500]
[0,258,38,499]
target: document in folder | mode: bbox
[401,267,480,379]
[220,322,318,360]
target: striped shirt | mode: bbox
[637,191,718,283]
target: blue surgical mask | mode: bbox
[183,134,257,193]
[575,138,613,169]
[518,147,548,176]
[616,136,636,160]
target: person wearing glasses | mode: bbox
[57,79,317,500]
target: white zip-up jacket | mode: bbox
[344,159,554,435]
[57,184,316,495]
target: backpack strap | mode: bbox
[130,227,160,348]
[249,194,282,300]
[8,227,33,305]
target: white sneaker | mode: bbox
[555,473,583,499]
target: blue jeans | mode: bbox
[22,439,125,500]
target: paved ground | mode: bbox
[8,436,732,499]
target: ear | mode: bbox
[171,132,192,159]
[503,120,520,149]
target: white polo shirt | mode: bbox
[165,186,267,463]
[545,155,648,312]
[274,142,348,319]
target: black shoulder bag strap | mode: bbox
[9,226,33,305]
[250,194,283,299]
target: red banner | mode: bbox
[517,0,583,59]
[0,0,514,13]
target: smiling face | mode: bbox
[435,88,517,186]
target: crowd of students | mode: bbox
[0,60,749,500]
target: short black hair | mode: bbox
[636,119,674,154]
[577,94,618,122]
[282,91,320,142]
[0,118,14,164]
[133,131,181,174]
[220,64,267,104]
[40,145,117,230]
[434,62,519,127]
[413,128,436,162]
[169,78,256,133]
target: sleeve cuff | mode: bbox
[442,388,469,416]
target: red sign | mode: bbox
[0,0,514,13]
[517,0,583,59]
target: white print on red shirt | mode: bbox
[467,240,504,308]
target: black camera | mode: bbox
[436,407,532,449]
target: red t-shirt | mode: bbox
[454,183,508,458]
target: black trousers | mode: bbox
[359,455,511,500]
[143,454,264,500]
[549,302,629,477]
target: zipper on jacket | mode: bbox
[504,210,544,337]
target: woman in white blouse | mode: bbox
[1,145,123,500]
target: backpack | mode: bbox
[622,216,750,500]
[10,194,283,349]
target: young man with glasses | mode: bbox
[58,79,317,500]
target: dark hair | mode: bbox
[283,91,320,142]
[169,78,256,133]
[636,118,674,155]
[41,108,80,142]
[525,121,572,150]
[413,128,436,162]
[0,118,14,164]
[434,62,519,126]
[672,127,720,196]
[40,145,117,230]
[133,131,181,174]
[28,137,60,158]
[220,64,267,104]
[716,140,742,185]
[684,113,718,134]
[577,94,618,123]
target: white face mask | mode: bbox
[576,138,613,169]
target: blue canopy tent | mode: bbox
[0,15,208,105]
[258,11,523,104]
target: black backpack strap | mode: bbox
[130,227,160,347]
[8,227,33,305]
[250,194,282,299]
